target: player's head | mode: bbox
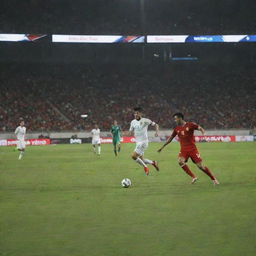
[173,112,184,125]
[94,124,98,129]
[19,118,24,126]
[113,120,118,125]
[134,107,142,120]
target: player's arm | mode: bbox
[128,123,133,136]
[157,130,177,152]
[191,122,205,135]
[198,125,205,135]
[119,127,122,137]
[154,123,159,137]
[14,127,19,137]
[149,120,159,137]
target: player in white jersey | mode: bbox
[14,119,26,160]
[129,107,159,175]
[91,124,101,155]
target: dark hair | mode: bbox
[134,107,142,112]
[173,112,184,119]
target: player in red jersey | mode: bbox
[158,113,219,185]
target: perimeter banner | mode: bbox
[0,34,46,42]
[194,136,236,142]
[100,137,135,144]
[147,35,256,43]
[0,139,51,146]
[52,35,145,43]
[100,136,239,144]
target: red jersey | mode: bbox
[171,122,199,151]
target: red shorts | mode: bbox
[178,149,202,164]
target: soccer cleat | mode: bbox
[191,177,198,184]
[152,161,159,171]
[144,166,149,176]
[213,179,220,185]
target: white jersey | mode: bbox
[129,118,156,143]
[91,128,100,140]
[15,126,26,140]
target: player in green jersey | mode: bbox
[110,120,122,156]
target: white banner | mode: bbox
[52,35,122,43]
[0,34,27,42]
[147,35,188,43]
[235,136,254,142]
[0,34,46,42]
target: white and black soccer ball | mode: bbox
[121,178,132,188]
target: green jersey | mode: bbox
[111,125,121,141]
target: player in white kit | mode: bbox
[14,119,26,160]
[91,124,101,155]
[129,107,159,175]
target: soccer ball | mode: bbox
[121,178,132,188]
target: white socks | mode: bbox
[93,145,101,155]
[18,151,24,160]
[135,157,147,167]
[144,159,153,164]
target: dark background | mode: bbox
[0,0,255,131]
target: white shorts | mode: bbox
[134,141,148,156]
[17,139,26,150]
[92,139,101,145]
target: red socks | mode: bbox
[181,164,216,181]
[181,164,196,178]
[201,166,215,180]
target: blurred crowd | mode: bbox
[0,64,255,132]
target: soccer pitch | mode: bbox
[1,142,256,256]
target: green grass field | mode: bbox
[1,142,256,256]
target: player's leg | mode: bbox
[178,152,197,183]
[113,141,117,156]
[138,142,151,174]
[92,142,96,153]
[97,143,101,155]
[190,150,219,184]
[18,149,25,160]
[131,143,149,175]
[143,146,159,171]
[17,140,25,160]
[195,161,219,185]
[117,141,121,153]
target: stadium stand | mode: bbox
[0,64,255,132]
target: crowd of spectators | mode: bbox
[0,63,255,132]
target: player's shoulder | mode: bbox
[173,125,179,131]
[142,117,152,123]
[188,122,198,127]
